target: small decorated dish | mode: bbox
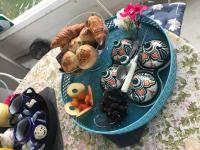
[111,39,134,64]
[127,72,159,105]
[138,40,170,69]
[101,66,123,91]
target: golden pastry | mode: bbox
[68,37,83,53]
[61,51,79,72]
[76,44,97,69]
[68,27,97,53]
[79,27,96,45]
[51,23,85,50]
[86,15,107,46]
[67,83,86,98]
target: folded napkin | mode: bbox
[106,2,186,36]
[146,2,186,36]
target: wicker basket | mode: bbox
[61,15,176,135]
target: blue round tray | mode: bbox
[61,15,176,135]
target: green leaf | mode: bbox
[177,76,186,84]
[195,61,200,65]
[192,53,198,58]
[194,78,200,90]
[187,70,196,75]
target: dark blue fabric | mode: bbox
[105,2,186,36]
[145,2,186,36]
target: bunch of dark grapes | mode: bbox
[101,90,128,123]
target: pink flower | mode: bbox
[120,3,148,21]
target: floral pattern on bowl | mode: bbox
[127,72,158,104]
[111,39,134,64]
[139,40,170,69]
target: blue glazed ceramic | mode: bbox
[127,71,158,105]
[14,111,47,149]
[101,66,123,91]
[61,15,176,135]
[112,39,134,64]
[138,40,170,69]
[9,88,44,119]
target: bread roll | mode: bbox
[79,27,96,44]
[61,51,78,72]
[76,44,97,69]
[68,27,97,53]
[86,15,107,46]
[68,37,83,53]
[51,23,85,50]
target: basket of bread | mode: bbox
[51,13,108,74]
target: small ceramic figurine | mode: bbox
[0,128,14,148]
[112,39,134,64]
[127,72,158,104]
[139,40,169,69]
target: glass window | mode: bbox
[0,0,43,20]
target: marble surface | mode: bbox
[15,31,200,150]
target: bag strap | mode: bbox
[0,79,11,95]
[23,87,37,96]
[0,72,22,84]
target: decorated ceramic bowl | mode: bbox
[101,66,122,91]
[112,39,134,64]
[127,72,159,105]
[14,111,47,149]
[138,40,170,69]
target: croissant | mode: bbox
[79,27,96,44]
[51,23,85,50]
[86,15,107,46]
[68,27,97,53]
